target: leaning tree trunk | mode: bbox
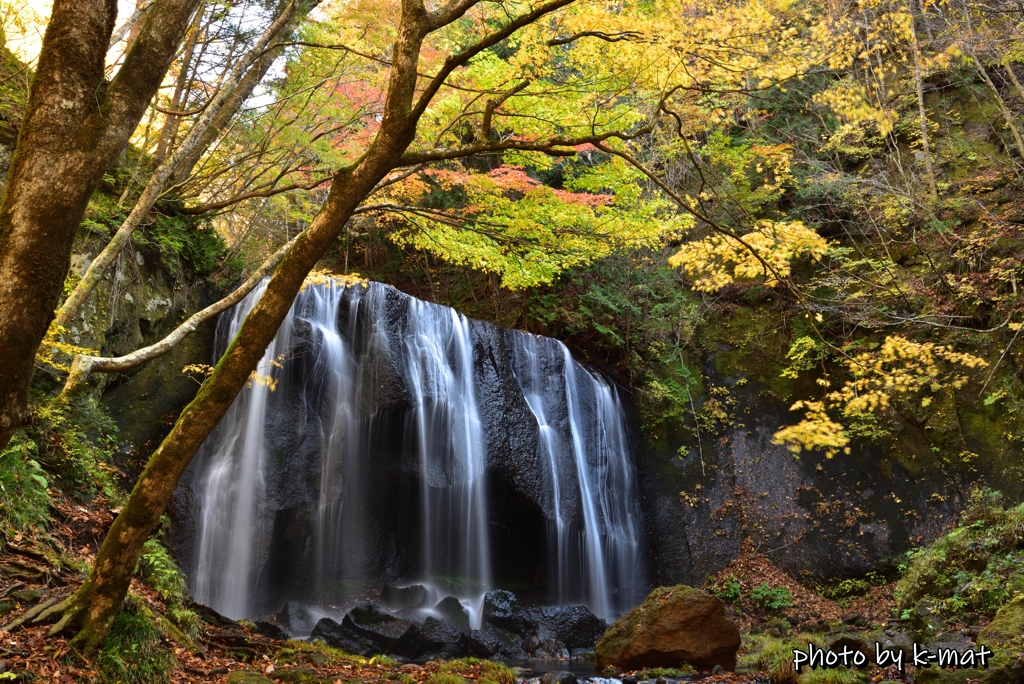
[0,0,202,452]
[46,0,431,652]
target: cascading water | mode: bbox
[509,334,645,621]
[186,279,644,624]
[404,298,491,598]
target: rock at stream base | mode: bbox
[594,585,740,672]
[277,601,318,635]
[382,584,437,610]
[414,616,468,658]
[310,617,376,656]
[342,603,420,652]
[433,596,471,634]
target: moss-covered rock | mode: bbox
[273,667,335,684]
[594,585,740,672]
[227,673,276,684]
[978,595,1024,650]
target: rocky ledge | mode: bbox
[265,588,607,662]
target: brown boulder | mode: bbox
[594,585,740,672]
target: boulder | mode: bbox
[540,672,578,684]
[277,601,318,635]
[253,620,290,640]
[412,616,468,659]
[909,599,945,641]
[828,635,871,661]
[433,596,471,633]
[594,585,740,671]
[310,617,376,656]
[382,584,436,610]
[483,589,526,632]
[874,630,914,661]
[467,623,527,659]
[529,605,606,651]
[342,603,420,653]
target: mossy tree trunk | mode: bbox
[0,0,202,452]
[48,0,580,651]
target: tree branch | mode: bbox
[547,30,642,46]
[60,235,298,397]
[410,0,575,121]
[179,176,332,215]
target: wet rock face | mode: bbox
[172,284,601,614]
[311,617,376,656]
[594,585,740,672]
[433,596,471,634]
[633,346,963,587]
[525,605,607,653]
[276,601,318,635]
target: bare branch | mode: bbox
[179,176,332,215]
[547,30,641,46]
[60,236,299,397]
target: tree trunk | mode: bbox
[155,4,204,162]
[910,25,937,196]
[48,0,431,652]
[53,1,307,331]
[972,53,1024,163]
[0,0,202,452]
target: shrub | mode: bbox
[97,594,177,684]
[895,488,1024,620]
[751,583,792,611]
[712,575,742,602]
[0,436,51,535]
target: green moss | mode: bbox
[739,634,828,684]
[439,659,516,684]
[977,595,1024,650]
[636,667,695,678]
[596,585,699,658]
[273,667,334,684]
[227,673,276,684]
[425,675,469,684]
[799,668,866,684]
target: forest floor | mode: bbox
[0,494,905,684]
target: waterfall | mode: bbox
[509,334,645,621]
[187,280,643,623]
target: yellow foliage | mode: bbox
[773,336,988,457]
[773,401,851,458]
[36,325,98,373]
[668,221,827,292]
[301,270,369,291]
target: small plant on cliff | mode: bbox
[751,583,793,611]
